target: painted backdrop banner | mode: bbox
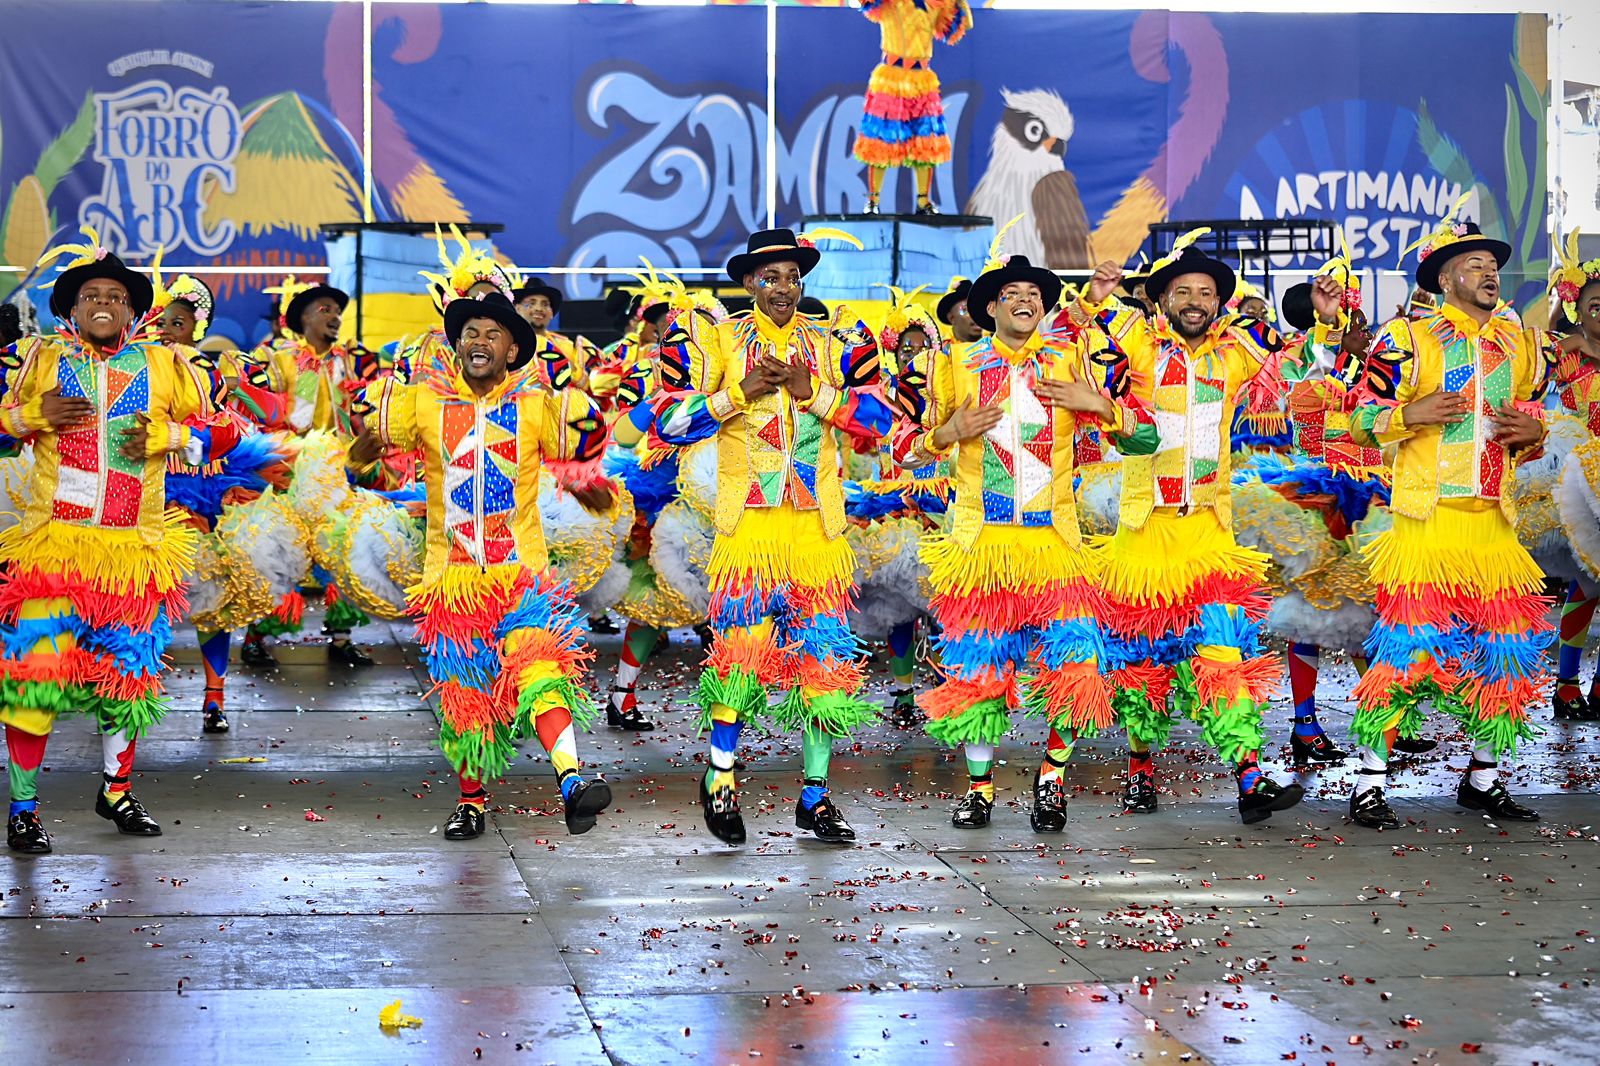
[1,2,1545,343]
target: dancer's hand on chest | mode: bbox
[38,385,94,430]
[933,397,1004,449]
[1035,378,1112,420]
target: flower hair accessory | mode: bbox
[149,245,214,342]
[1551,229,1600,325]
[873,283,935,359]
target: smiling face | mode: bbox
[1439,250,1500,312]
[1236,295,1269,319]
[72,278,134,347]
[745,260,803,327]
[516,293,553,330]
[1161,272,1221,340]
[455,316,516,392]
[989,281,1043,340]
[157,301,198,346]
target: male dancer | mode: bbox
[1,230,238,852]
[654,228,893,844]
[1334,213,1552,828]
[1074,236,1305,824]
[895,251,1155,830]
[350,293,614,838]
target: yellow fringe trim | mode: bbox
[407,562,526,611]
[0,511,198,595]
[1094,509,1268,604]
[1363,501,1545,596]
[922,525,1098,596]
[709,503,854,590]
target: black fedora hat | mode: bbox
[1143,246,1237,306]
[444,292,540,371]
[513,276,563,315]
[1414,222,1511,295]
[726,228,820,284]
[936,278,973,326]
[285,284,349,335]
[1279,282,1315,332]
[49,251,155,320]
[965,255,1063,333]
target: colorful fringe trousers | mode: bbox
[0,517,195,739]
[855,62,951,168]
[920,525,1111,747]
[698,504,873,735]
[1351,500,1551,758]
[411,564,596,783]
[1096,509,1279,763]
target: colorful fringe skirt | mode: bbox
[700,503,872,736]
[1351,500,1551,757]
[0,516,196,737]
[1096,509,1278,762]
[920,525,1110,747]
[855,62,951,168]
[411,564,595,782]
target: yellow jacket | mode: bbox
[359,363,607,586]
[1338,302,1554,521]
[654,307,893,540]
[1077,298,1282,531]
[1,334,216,545]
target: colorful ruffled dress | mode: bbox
[854,0,972,170]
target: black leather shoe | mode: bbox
[240,640,277,668]
[589,614,620,635]
[888,687,921,730]
[700,776,746,845]
[693,624,715,647]
[795,796,856,842]
[202,702,230,735]
[951,791,993,828]
[1349,785,1400,830]
[1122,770,1158,814]
[1457,779,1540,821]
[7,810,51,854]
[1239,778,1304,825]
[328,641,375,667]
[1391,735,1438,756]
[443,803,486,840]
[1290,729,1348,766]
[95,791,162,836]
[563,779,612,835]
[1553,693,1600,721]
[606,688,656,732]
[914,201,939,216]
[1030,776,1067,833]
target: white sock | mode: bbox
[1468,745,1498,791]
[1354,746,1386,798]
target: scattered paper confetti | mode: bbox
[379,999,423,1032]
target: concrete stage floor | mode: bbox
[2,612,1596,1065]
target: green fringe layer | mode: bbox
[696,666,772,732]
[924,696,1012,748]
[771,688,877,738]
[1114,683,1173,753]
[515,676,600,735]
[323,597,371,633]
[1351,678,1538,759]
[0,679,168,738]
[439,717,521,783]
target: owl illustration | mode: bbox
[967,89,1094,269]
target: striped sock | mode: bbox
[6,725,47,816]
[1557,583,1597,702]
[1039,726,1074,782]
[1288,643,1324,738]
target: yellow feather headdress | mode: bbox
[874,283,937,363]
[417,224,513,307]
[35,225,112,273]
[148,245,214,341]
[1551,228,1600,325]
[1399,191,1476,265]
[981,214,1026,273]
[1145,227,1212,277]
[794,226,865,252]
